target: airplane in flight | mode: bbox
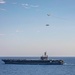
[46,24,49,26]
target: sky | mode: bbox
[0,0,75,57]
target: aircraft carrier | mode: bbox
[2,52,64,65]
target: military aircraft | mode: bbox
[47,14,50,16]
[46,24,49,26]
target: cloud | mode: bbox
[22,3,39,9]
[0,8,6,11]
[37,30,40,33]
[0,34,5,36]
[22,3,29,9]
[12,2,17,5]
[0,0,5,4]
[31,5,39,8]
[16,30,23,33]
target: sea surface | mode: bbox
[0,57,75,75]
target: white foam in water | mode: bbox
[64,63,75,66]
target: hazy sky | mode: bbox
[0,0,75,56]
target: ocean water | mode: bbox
[0,57,75,75]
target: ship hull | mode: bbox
[2,59,64,65]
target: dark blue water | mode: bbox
[0,57,75,75]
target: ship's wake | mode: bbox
[63,63,75,66]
